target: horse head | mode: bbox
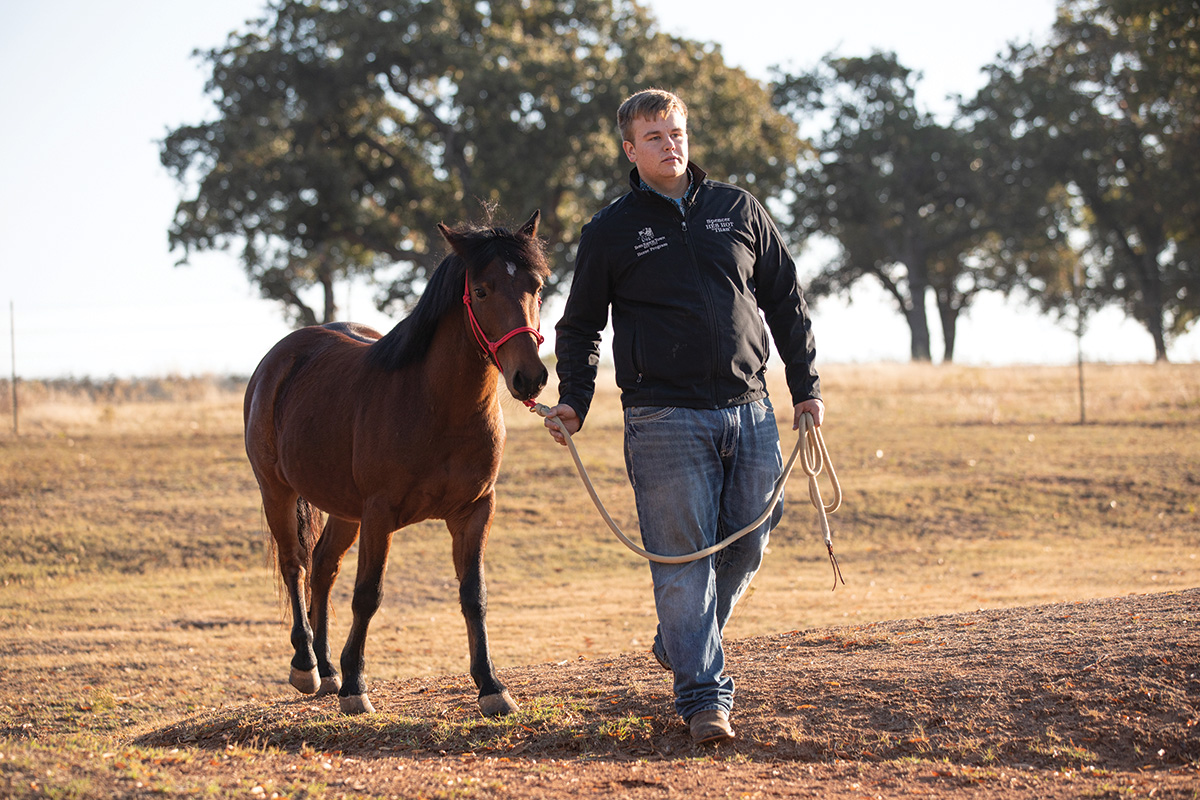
[439,210,550,404]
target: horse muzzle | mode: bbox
[507,362,549,404]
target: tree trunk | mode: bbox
[906,284,932,362]
[1133,252,1169,363]
[1150,319,1168,363]
[1144,276,1168,364]
[871,264,932,361]
[936,292,959,364]
[319,260,337,324]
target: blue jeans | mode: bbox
[623,400,784,721]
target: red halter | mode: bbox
[463,271,544,406]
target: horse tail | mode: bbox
[295,497,322,607]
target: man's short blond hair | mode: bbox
[617,89,688,143]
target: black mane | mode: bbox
[366,222,549,370]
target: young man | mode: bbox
[543,89,823,744]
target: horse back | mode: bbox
[245,324,374,426]
[321,321,383,344]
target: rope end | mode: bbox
[828,543,846,591]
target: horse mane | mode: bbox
[366,220,549,371]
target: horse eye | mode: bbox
[474,287,487,299]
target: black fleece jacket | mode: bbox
[555,163,820,426]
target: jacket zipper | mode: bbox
[679,206,722,406]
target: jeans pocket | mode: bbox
[750,397,774,422]
[626,406,677,424]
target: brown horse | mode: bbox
[244,212,549,716]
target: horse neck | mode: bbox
[423,308,503,424]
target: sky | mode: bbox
[1,0,1196,379]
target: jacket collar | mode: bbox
[629,162,708,205]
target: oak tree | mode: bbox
[774,53,996,362]
[162,0,800,325]
[970,0,1200,360]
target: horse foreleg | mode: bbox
[336,510,395,715]
[309,515,360,698]
[450,497,519,717]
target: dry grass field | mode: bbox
[0,362,1197,798]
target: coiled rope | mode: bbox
[529,404,846,589]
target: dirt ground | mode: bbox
[2,367,1197,798]
[123,588,1199,799]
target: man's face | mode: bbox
[622,110,689,187]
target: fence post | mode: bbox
[1073,263,1086,426]
[9,300,16,436]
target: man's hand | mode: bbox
[542,404,581,446]
[792,398,825,430]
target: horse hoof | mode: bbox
[315,675,342,698]
[289,667,320,695]
[479,690,519,717]
[339,694,375,715]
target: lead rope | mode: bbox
[528,405,846,590]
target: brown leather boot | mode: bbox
[688,709,735,744]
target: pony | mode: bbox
[243,211,549,716]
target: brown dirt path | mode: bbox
[136,588,1199,799]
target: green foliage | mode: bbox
[774,1,1199,363]
[161,0,799,324]
[968,0,1200,361]
[772,53,998,362]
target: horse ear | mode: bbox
[519,210,540,238]
[437,222,463,253]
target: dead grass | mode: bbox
[2,363,1198,662]
[0,362,1197,798]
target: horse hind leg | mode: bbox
[309,515,360,698]
[262,491,322,694]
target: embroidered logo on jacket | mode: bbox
[634,226,668,257]
[705,217,734,233]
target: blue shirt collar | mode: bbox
[639,168,693,214]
